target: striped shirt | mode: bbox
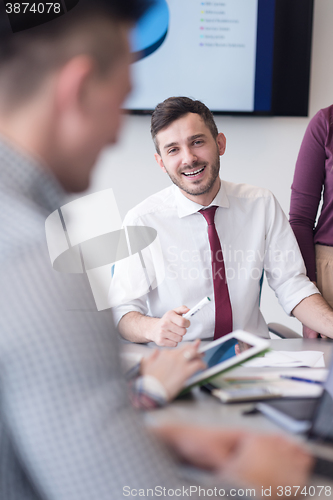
[0,136,236,499]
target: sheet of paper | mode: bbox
[243,350,325,368]
[222,368,328,383]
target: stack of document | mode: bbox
[211,351,327,401]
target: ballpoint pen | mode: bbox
[183,297,211,320]
[280,375,323,385]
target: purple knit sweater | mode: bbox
[290,105,333,282]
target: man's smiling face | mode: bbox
[154,112,226,205]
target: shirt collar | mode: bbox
[174,180,230,218]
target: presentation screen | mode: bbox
[125,0,314,116]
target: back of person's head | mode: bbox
[0,0,152,111]
[151,96,218,154]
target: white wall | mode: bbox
[88,0,333,335]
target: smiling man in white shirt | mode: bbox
[111,96,333,345]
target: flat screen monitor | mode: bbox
[126,0,314,117]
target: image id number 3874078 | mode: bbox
[5,3,61,14]
[276,486,332,496]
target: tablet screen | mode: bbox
[202,338,253,369]
[183,330,269,391]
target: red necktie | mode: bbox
[200,206,233,339]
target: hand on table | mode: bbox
[303,324,329,339]
[153,425,247,470]
[303,325,320,339]
[221,433,313,498]
[148,306,191,346]
[140,340,205,400]
[153,425,313,499]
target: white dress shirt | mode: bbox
[111,180,318,339]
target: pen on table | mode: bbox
[183,296,211,320]
[280,375,323,385]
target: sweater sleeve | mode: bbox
[289,108,328,281]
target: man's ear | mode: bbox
[216,132,226,156]
[54,55,95,115]
[154,152,167,173]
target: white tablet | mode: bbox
[182,330,270,391]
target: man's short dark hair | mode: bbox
[151,96,219,154]
[0,0,152,109]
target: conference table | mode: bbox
[124,338,333,494]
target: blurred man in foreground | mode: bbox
[0,1,312,498]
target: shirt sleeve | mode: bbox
[289,108,328,281]
[125,361,168,409]
[128,375,168,410]
[109,211,151,326]
[264,192,320,315]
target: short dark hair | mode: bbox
[151,96,219,154]
[0,0,152,109]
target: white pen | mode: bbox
[183,296,211,320]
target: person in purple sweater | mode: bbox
[290,105,333,338]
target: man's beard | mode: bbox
[164,151,220,197]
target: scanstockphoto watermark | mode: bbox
[167,245,297,266]
[3,1,80,34]
[166,244,297,282]
[167,262,284,282]
[123,485,256,497]
[45,189,165,312]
